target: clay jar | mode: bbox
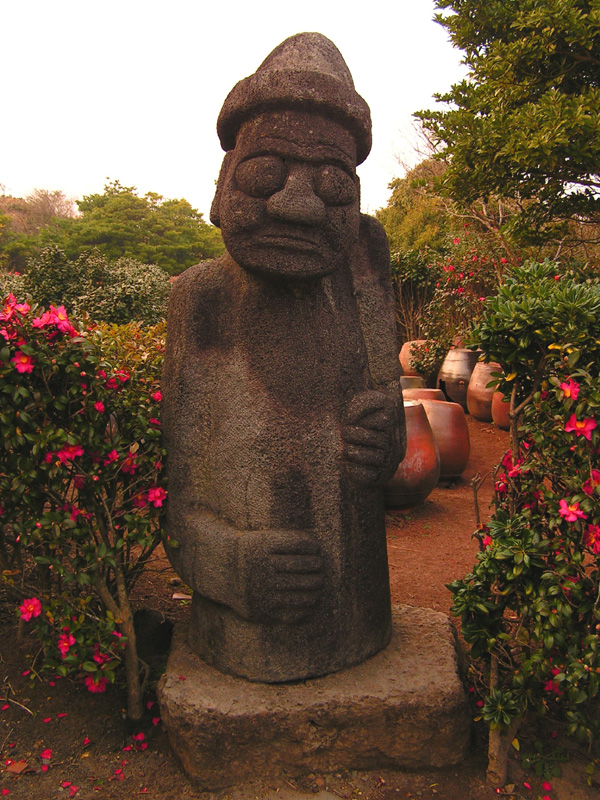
[467,361,502,422]
[384,401,440,508]
[399,339,426,377]
[419,399,470,480]
[400,375,427,389]
[401,388,446,402]
[492,391,511,430]
[437,348,480,411]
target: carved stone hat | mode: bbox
[216,32,372,165]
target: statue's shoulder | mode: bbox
[167,255,238,351]
[170,256,230,300]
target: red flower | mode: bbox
[58,631,76,658]
[84,675,107,693]
[53,443,85,464]
[11,350,34,373]
[560,378,579,400]
[584,524,600,555]
[564,414,597,441]
[151,390,162,402]
[19,597,42,621]
[121,452,139,475]
[559,499,587,522]
[147,486,167,507]
[94,401,105,413]
[583,469,600,496]
[103,449,119,466]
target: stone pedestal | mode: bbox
[157,605,471,790]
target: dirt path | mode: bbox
[1,417,598,800]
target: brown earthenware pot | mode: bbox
[437,348,480,411]
[399,339,426,377]
[492,390,511,431]
[419,399,471,480]
[467,361,502,422]
[384,401,440,508]
[401,388,446,402]
[400,375,427,389]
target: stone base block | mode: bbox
[157,605,470,790]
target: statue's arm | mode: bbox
[343,215,406,485]
[168,511,323,624]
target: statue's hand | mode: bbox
[343,390,402,485]
[235,530,323,624]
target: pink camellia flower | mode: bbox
[559,498,587,522]
[560,378,580,400]
[51,305,71,333]
[94,401,105,413]
[564,413,597,441]
[15,301,30,315]
[584,524,600,555]
[149,418,161,426]
[103,449,119,466]
[11,350,34,373]
[583,469,600,496]
[132,492,148,509]
[121,452,139,475]
[93,644,110,665]
[0,294,17,321]
[54,443,85,464]
[147,486,167,507]
[58,631,76,658]
[32,310,54,328]
[482,535,493,548]
[151,390,162,402]
[19,597,42,621]
[84,675,107,693]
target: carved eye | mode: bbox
[235,156,286,198]
[314,165,357,206]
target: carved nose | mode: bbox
[266,167,326,225]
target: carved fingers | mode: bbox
[237,530,324,624]
[343,389,402,485]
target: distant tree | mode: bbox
[377,158,453,255]
[417,0,600,245]
[39,180,224,275]
[0,190,76,271]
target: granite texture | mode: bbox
[157,605,471,789]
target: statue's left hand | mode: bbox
[342,390,402,485]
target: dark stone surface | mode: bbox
[157,606,471,789]
[162,33,405,682]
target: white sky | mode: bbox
[2,0,465,220]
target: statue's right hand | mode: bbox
[235,530,324,624]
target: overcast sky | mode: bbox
[2,0,465,219]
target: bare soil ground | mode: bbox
[1,417,598,800]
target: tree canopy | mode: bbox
[38,180,224,275]
[417,0,600,244]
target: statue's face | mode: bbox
[217,110,360,279]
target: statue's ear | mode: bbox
[210,152,233,228]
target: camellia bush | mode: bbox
[408,231,507,379]
[448,260,600,783]
[0,294,167,719]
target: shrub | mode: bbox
[23,246,171,325]
[448,260,600,782]
[0,294,167,719]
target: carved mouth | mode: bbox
[255,234,322,252]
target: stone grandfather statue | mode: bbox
[162,32,406,683]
